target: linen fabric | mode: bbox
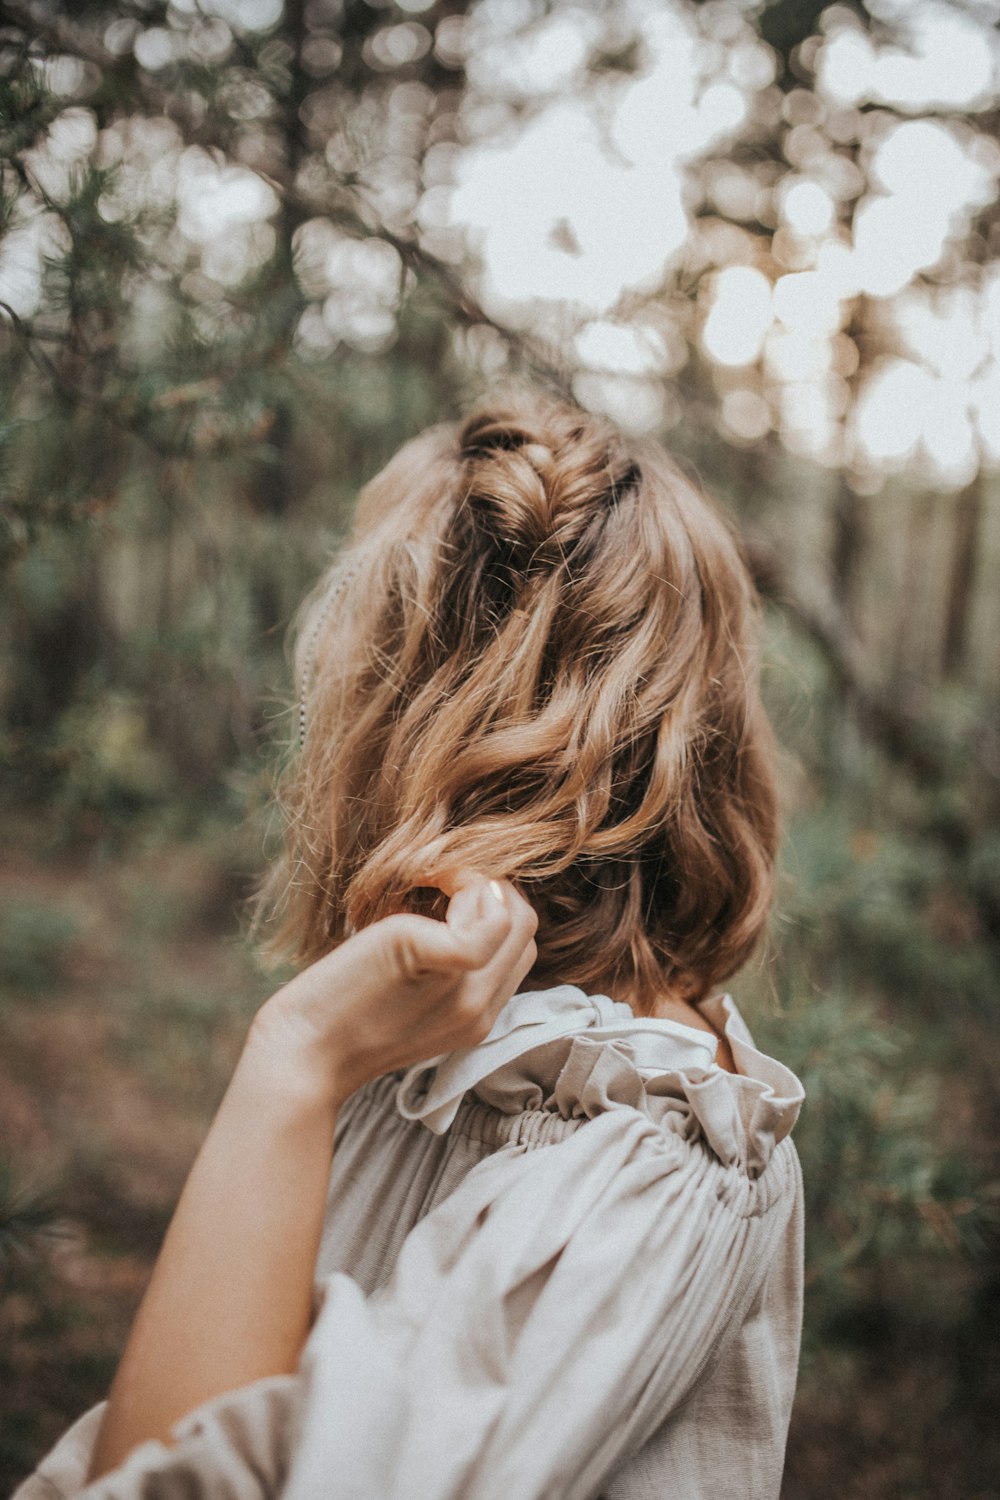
[14,985,806,1500]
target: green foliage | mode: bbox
[758,988,984,1303]
[0,1160,65,1268]
[0,902,77,995]
[0,47,59,160]
[779,804,997,1018]
[50,690,174,817]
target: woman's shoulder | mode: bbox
[323,984,804,1295]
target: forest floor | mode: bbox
[1,825,998,1499]
[0,822,271,1487]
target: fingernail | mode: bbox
[488,880,505,906]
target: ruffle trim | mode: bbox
[394,986,804,1177]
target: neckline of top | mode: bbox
[516,983,728,1059]
[394,984,803,1141]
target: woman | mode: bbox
[17,389,805,1500]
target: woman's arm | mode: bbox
[87,874,538,1482]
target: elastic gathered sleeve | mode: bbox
[15,1106,799,1500]
[285,1108,798,1500]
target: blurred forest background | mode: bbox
[1,0,998,1494]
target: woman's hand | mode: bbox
[86,872,537,1482]
[246,874,539,1111]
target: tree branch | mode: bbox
[2,1,114,70]
[742,526,998,795]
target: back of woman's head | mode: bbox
[259,387,779,1011]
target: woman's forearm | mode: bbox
[86,1019,347,1482]
[84,877,534,1485]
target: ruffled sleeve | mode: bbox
[14,988,804,1500]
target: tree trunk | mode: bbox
[941,476,982,680]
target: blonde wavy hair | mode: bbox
[256,388,779,1012]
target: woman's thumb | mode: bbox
[446,877,510,952]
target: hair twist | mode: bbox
[458,401,641,576]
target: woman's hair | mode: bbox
[255,387,779,1011]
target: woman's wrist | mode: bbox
[241,998,357,1120]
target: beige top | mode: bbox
[14,984,805,1500]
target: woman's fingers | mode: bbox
[444,875,534,931]
[443,879,539,1040]
[426,862,490,901]
[459,885,536,986]
[384,896,510,982]
[385,877,537,991]
[446,877,537,973]
[444,877,503,936]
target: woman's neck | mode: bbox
[612,983,740,1076]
